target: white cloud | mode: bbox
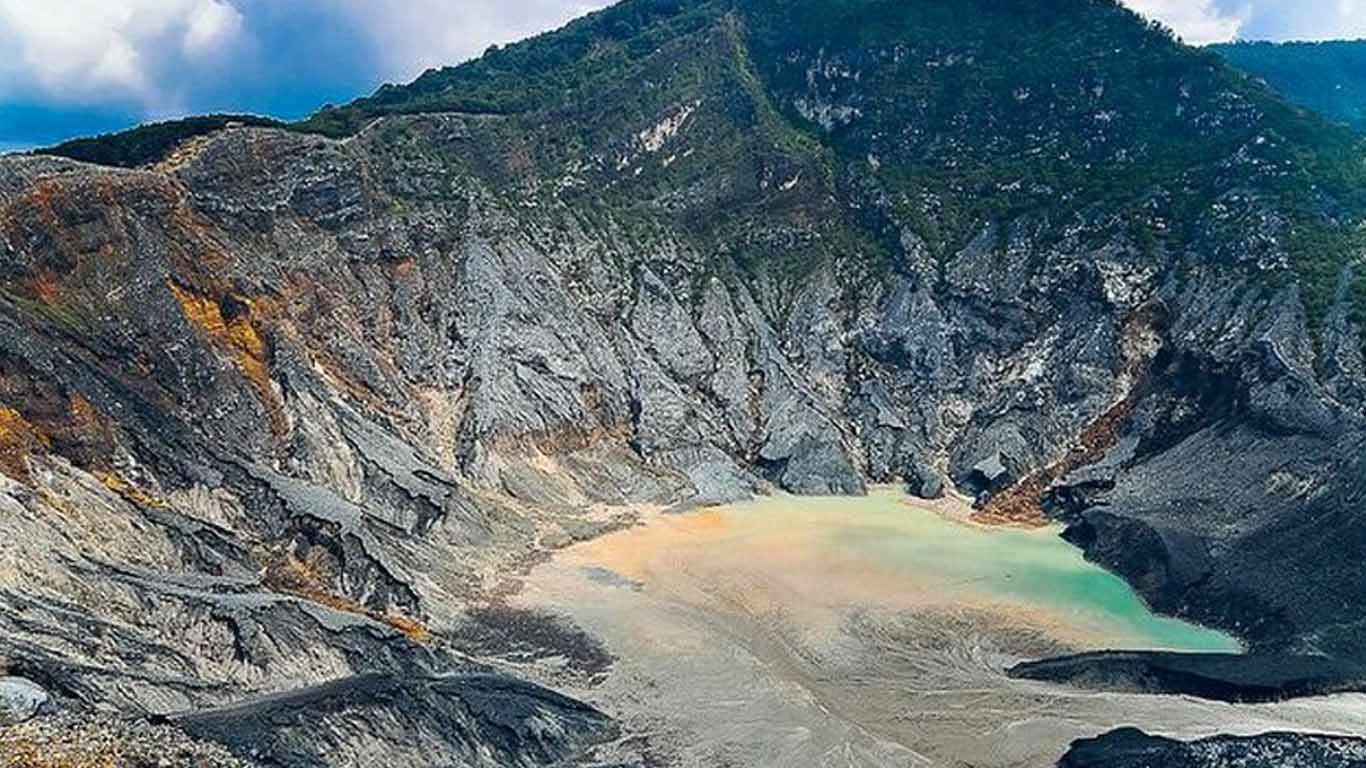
[1244,0,1366,40]
[325,0,610,82]
[0,0,609,115]
[1123,0,1250,44]
[0,0,243,107]
[182,0,241,55]
[1125,0,1366,43]
[4,0,1364,130]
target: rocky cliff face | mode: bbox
[2,0,1365,765]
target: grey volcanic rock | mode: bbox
[1009,651,1366,703]
[1059,728,1366,768]
[170,673,617,768]
[1050,361,1366,656]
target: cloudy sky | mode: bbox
[0,0,1361,151]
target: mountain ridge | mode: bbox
[1212,39,1366,132]
[37,0,1366,330]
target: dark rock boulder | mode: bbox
[1059,727,1366,768]
[0,676,48,725]
[1009,651,1366,703]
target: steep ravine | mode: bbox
[2,0,1366,765]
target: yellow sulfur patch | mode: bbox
[168,282,269,388]
[96,471,170,509]
[0,407,48,483]
[167,281,285,436]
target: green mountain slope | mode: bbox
[302,0,1366,327]
[1212,40,1366,132]
[40,114,284,168]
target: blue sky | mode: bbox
[0,0,1360,151]
[1127,0,1366,43]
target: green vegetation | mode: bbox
[1212,40,1366,132]
[297,0,721,137]
[734,0,1366,327]
[42,114,284,168]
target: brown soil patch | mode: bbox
[0,406,48,483]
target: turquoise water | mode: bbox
[730,488,1243,653]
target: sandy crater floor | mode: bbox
[512,489,1366,767]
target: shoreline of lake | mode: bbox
[509,489,1365,767]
